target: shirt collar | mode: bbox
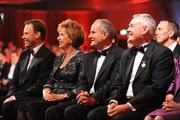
[32,42,44,55]
[168,41,177,52]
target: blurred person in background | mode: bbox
[155,20,180,58]
[0,40,4,52]
[0,51,20,115]
[0,51,20,96]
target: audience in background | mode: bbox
[144,57,180,120]
[0,51,20,96]
[63,19,124,120]
[51,44,65,56]
[155,20,180,58]
[0,40,4,52]
[2,19,55,120]
[0,51,20,115]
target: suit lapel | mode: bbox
[86,52,98,86]
[19,51,31,84]
[173,44,180,58]
[95,52,113,81]
[27,55,39,71]
[134,41,155,80]
[21,51,30,73]
[20,46,44,84]
[95,46,115,82]
[125,52,135,82]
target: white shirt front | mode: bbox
[126,51,144,98]
[90,55,106,94]
[168,41,177,52]
[27,43,44,70]
[126,43,148,98]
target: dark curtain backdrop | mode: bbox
[0,8,100,49]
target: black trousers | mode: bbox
[17,98,76,120]
[45,100,76,120]
[64,103,100,120]
[18,98,58,120]
[2,97,37,120]
[87,105,149,120]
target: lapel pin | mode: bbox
[141,61,146,68]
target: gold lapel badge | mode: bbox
[141,61,146,68]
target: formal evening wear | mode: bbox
[87,40,175,120]
[18,51,85,120]
[64,45,124,120]
[2,45,55,120]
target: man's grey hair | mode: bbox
[132,13,156,35]
[94,19,117,40]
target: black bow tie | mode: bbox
[96,49,109,57]
[28,49,35,56]
[131,45,148,54]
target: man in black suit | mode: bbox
[87,14,175,120]
[2,19,55,120]
[63,19,124,120]
[156,20,180,58]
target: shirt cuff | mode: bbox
[109,100,118,105]
[43,84,52,89]
[12,95,16,100]
[126,102,136,111]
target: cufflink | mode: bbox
[63,93,69,99]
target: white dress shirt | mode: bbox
[27,43,44,70]
[90,55,106,94]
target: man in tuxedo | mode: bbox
[2,19,55,120]
[63,19,124,120]
[87,14,175,120]
[156,20,180,58]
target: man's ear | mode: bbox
[102,31,109,40]
[35,31,41,39]
[142,26,149,35]
[168,30,174,38]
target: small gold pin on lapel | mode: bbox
[141,61,146,68]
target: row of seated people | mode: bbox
[0,13,180,120]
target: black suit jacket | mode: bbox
[76,45,124,104]
[0,62,11,80]
[112,40,175,111]
[173,43,180,58]
[7,45,55,100]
